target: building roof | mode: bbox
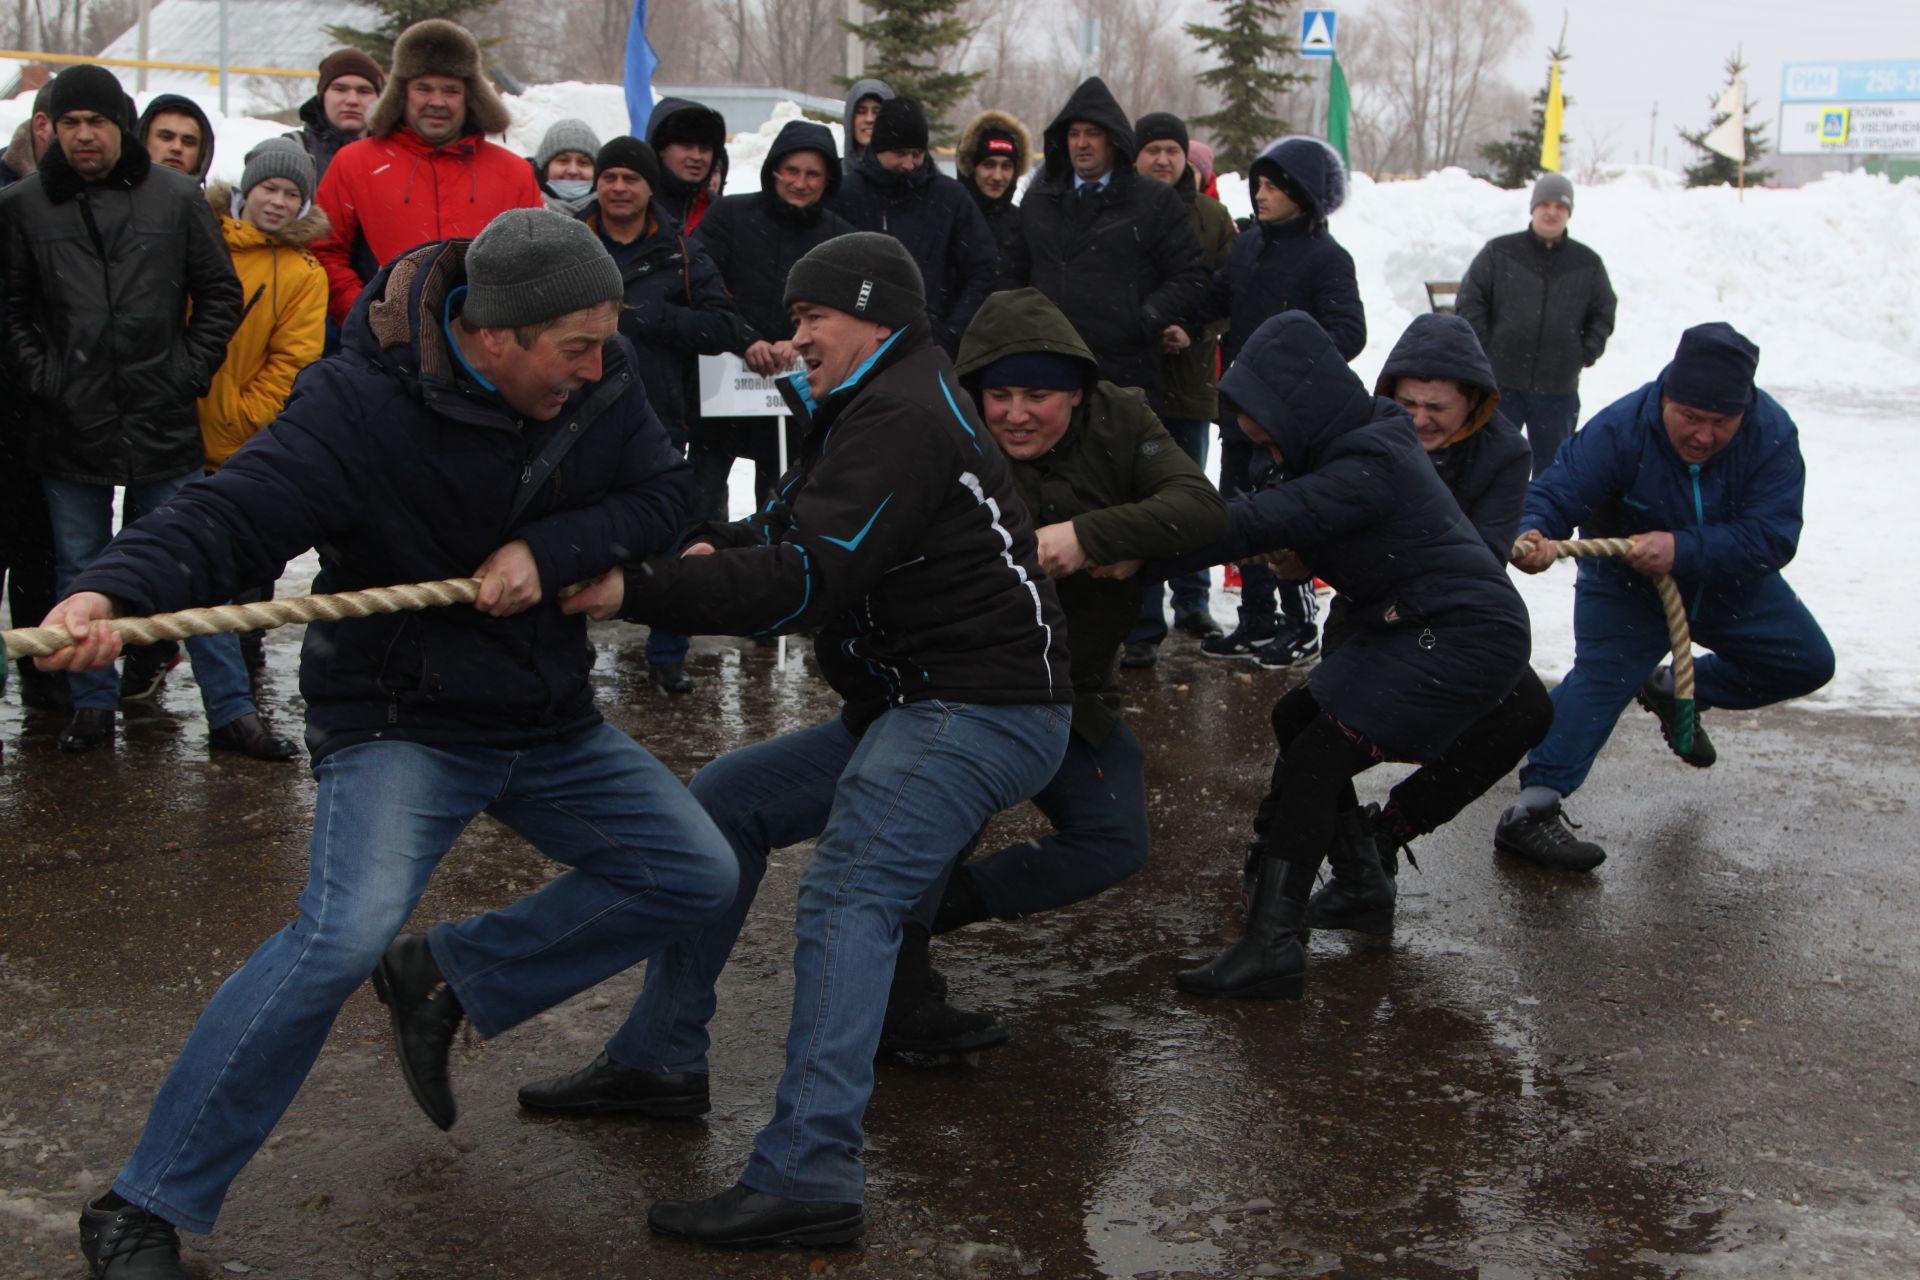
[95,0,382,114]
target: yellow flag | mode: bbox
[1541,62,1565,172]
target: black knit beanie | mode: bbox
[1664,323,1759,415]
[48,64,132,131]
[594,136,661,189]
[1134,112,1189,154]
[784,231,925,331]
[869,98,929,154]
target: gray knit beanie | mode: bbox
[1530,172,1574,210]
[240,137,316,205]
[783,231,925,331]
[536,118,601,173]
[463,208,623,328]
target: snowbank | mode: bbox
[1218,165,1920,401]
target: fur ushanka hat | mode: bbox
[369,19,511,139]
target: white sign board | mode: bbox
[1779,101,1920,155]
[698,353,791,416]
[1300,9,1336,59]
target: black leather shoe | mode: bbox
[518,1052,710,1116]
[1119,640,1158,669]
[1636,669,1716,767]
[648,1181,864,1248]
[649,662,694,695]
[78,1196,188,1278]
[370,934,464,1130]
[208,712,298,761]
[58,708,115,753]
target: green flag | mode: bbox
[1329,53,1351,166]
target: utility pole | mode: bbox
[1648,101,1657,166]
[136,0,150,91]
[845,0,865,81]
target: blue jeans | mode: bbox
[41,473,254,725]
[609,700,1070,1203]
[914,721,1150,925]
[1520,570,1834,798]
[1500,387,1582,478]
[111,724,736,1233]
[1129,418,1212,645]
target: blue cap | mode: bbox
[1664,322,1759,415]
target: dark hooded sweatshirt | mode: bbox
[614,320,1072,734]
[1161,313,1529,761]
[996,78,1207,409]
[136,93,215,183]
[1374,313,1532,560]
[957,288,1227,745]
[841,77,896,173]
[645,97,724,231]
[832,147,998,355]
[695,120,857,346]
[285,94,359,187]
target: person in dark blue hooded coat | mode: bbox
[1185,136,1366,670]
[1153,312,1529,1001]
[1289,314,1553,935]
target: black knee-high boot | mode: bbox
[1305,806,1396,935]
[1175,857,1308,1000]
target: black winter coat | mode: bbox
[696,120,857,346]
[285,96,359,187]
[996,78,1207,407]
[1374,313,1531,560]
[1169,313,1529,761]
[1456,230,1616,395]
[69,237,697,761]
[583,201,751,445]
[0,143,242,486]
[617,323,1073,733]
[831,150,997,355]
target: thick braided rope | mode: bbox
[1515,536,1695,752]
[2,579,481,661]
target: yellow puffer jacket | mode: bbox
[198,183,330,467]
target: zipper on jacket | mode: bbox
[1687,463,1706,618]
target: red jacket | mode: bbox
[314,126,542,322]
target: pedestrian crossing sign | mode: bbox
[1301,9,1336,58]
[1819,108,1851,144]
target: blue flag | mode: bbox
[625,0,658,136]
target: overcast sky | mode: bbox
[1307,0,1920,168]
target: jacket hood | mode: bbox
[137,92,215,180]
[760,119,841,202]
[1373,314,1501,447]
[955,287,1100,387]
[1248,135,1347,221]
[956,108,1032,183]
[1219,311,1377,475]
[1042,77,1135,180]
[207,180,332,249]
[647,97,727,153]
[842,78,895,157]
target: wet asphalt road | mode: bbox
[1,623,1915,1279]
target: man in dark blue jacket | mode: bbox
[831,97,996,356]
[1183,135,1366,670]
[1499,323,1834,871]
[37,209,738,1279]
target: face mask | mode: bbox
[550,179,592,200]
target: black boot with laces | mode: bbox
[79,1196,187,1279]
[1494,800,1607,872]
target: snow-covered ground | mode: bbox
[5,86,1914,715]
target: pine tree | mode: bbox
[1478,47,1572,189]
[1679,51,1775,188]
[325,0,501,68]
[1186,0,1314,173]
[837,1,984,143]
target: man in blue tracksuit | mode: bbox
[1497,322,1834,870]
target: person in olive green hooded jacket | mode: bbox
[880,287,1229,1056]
